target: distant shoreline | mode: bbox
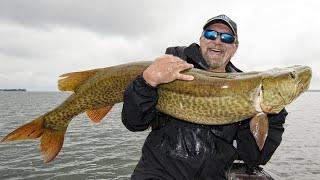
[0,89,27,92]
[308,90,320,92]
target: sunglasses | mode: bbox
[202,29,236,44]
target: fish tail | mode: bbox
[1,116,67,163]
[40,126,67,163]
[1,116,45,142]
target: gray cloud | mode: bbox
[0,0,319,90]
[0,0,183,36]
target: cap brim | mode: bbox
[203,18,236,36]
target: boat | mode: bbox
[227,161,278,180]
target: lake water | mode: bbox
[0,92,319,180]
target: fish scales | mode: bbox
[156,70,263,124]
[45,63,148,129]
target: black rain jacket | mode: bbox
[121,43,287,180]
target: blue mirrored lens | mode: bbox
[221,33,235,43]
[203,30,218,40]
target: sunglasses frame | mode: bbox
[202,29,236,44]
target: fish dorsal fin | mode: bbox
[58,68,102,92]
[86,106,113,123]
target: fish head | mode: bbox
[260,65,312,113]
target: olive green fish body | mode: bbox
[44,62,150,130]
[157,65,311,125]
[157,70,263,124]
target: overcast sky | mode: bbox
[0,0,319,91]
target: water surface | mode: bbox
[0,92,319,179]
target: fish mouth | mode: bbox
[289,78,310,103]
[287,66,312,103]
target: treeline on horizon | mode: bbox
[0,89,27,91]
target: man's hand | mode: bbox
[143,55,194,87]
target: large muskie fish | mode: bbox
[1,61,312,163]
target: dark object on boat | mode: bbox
[227,161,277,180]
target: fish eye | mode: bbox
[289,71,296,79]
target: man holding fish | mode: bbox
[122,14,288,179]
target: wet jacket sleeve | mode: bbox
[121,74,159,132]
[236,108,288,167]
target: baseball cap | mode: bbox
[203,14,237,37]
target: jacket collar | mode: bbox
[184,43,242,73]
[184,43,209,70]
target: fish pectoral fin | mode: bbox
[58,68,102,92]
[249,112,269,151]
[40,128,67,163]
[86,106,113,123]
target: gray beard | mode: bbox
[206,60,227,70]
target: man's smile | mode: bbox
[209,48,221,52]
[207,48,223,57]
